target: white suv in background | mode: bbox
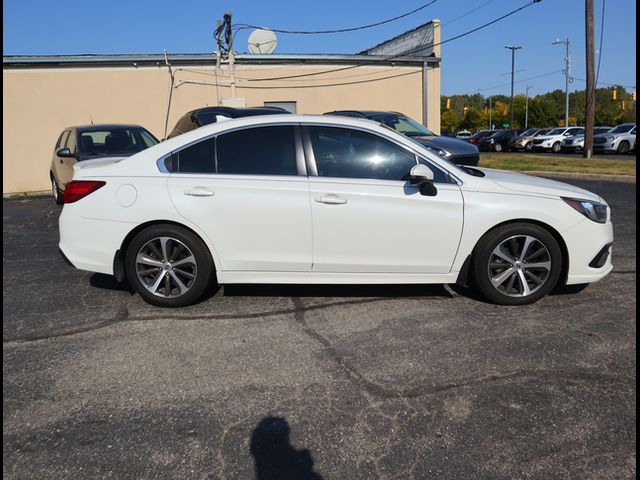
[593,123,636,154]
[532,127,585,153]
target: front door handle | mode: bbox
[184,187,215,197]
[314,195,347,205]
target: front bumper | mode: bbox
[563,217,614,285]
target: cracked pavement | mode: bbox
[3,179,636,479]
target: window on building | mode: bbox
[264,101,297,114]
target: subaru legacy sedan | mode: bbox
[58,115,613,307]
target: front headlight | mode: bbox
[606,136,615,141]
[562,197,608,223]
[425,145,449,157]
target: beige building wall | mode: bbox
[3,63,427,194]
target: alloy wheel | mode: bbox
[135,236,197,298]
[487,234,552,297]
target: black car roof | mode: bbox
[324,110,407,118]
[189,106,289,118]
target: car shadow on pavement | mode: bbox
[250,417,324,480]
[222,283,452,298]
[89,273,135,294]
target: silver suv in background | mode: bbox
[561,126,612,153]
[593,123,636,154]
[531,127,585,153]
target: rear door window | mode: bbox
[216,126,297,176]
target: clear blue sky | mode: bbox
[3,0,636,97]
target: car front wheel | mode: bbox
[552,141,561,153]
[494,143,503,152]
[472,223,562,305]
[617,141,630,154]
[125,225,214,307]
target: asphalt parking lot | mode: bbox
[3,178,636,479]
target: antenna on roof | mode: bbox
[89,115,94,125]
[248,29,278,54]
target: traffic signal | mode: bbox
[621,101,626,110]
[446,98,451,109]
[612,88,617,100]
[463,107,468,115]
[633,91,637,102]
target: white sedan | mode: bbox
[58,115,613,307]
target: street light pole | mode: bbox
[525,85,533,129]
[488,96,492,130]
[504,45,522,128]
[553,38,572,127]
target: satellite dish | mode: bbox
[248,29,278,54]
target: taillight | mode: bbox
[63,180,106,204]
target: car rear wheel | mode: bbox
[552,141,561,153]
[125,225,214,307]
[51,174,63,205]
[617,141,630,154]
[472,223,562,305]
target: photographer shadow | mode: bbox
[250,417,323,480]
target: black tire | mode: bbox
[525,142,533,152]
[617,141,630,154]
[494,143,503,152]
[125,224,215,307]
[472,223,563,305]
[552,141,561,153]
[51,174,63,205]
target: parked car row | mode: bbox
[461,124,636,154]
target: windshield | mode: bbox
[519,129,537,137]
[610,124,635,134]
[370,114,436,137]
[594,127,611,135]
[547,128,566,136]
[78,127,159,158]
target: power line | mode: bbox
[573,77,635,89]
[175,69,421,90]
[476,70,563,92]
[223,0,542,83]
[233,1,439,35]
[441,0,498,27]
[176,66,402,82]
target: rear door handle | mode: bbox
[184,187,215,197]
[314,195,347,205]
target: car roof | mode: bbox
[66,124,147,131]
[324,110,407,118]
[187,106,289,118]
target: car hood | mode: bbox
[411,135,479,153]
[473,168,602,202]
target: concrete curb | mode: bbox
[523,171,636,183]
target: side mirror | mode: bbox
[409,164,435,185]
[409,164,437,196]
[56,148,74,158]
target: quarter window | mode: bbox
[216,126,297,175]
[174,137,215,173]
[65,130,77,153]
[308,126,417,181]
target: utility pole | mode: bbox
[584,0,595,158]
[504,45,522,128]
[488,96,492,130]
[553,38,572,127]
[525,85,533,129]
[225,12,237,99]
